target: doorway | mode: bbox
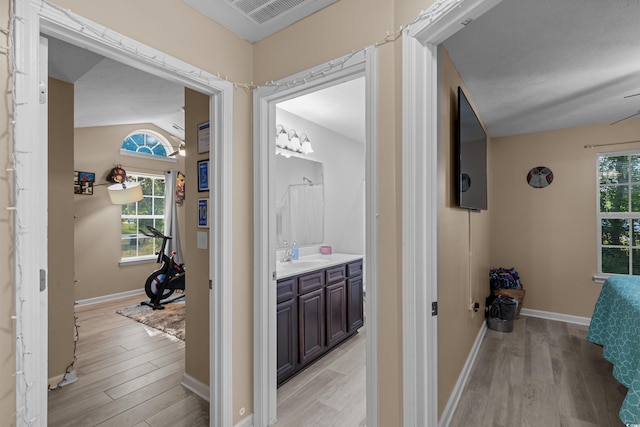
[13,2,234,425]
[253,48,378,426]
[274,77,366,424]
[401,0,501,425]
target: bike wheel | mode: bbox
[145,270,175,301]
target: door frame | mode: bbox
[13,1,234,425]
[253,47,378,426]
[401,0,501,425]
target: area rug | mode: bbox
[116,300,185,341]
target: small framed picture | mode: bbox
[74,170,95,195]
[198,198,209,228]
[197,159,209,192]
[197,121,210,154]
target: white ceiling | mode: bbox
[277,77,365,143]
[46,0,640,145]
[443,0,640,137]
[47,37,186,141]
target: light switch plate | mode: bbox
[197,231,208,249]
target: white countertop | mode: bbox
[276,253,364,280]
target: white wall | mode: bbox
[276,108,365,255]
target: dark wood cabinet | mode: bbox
[347,274,364,332]
[276,297,297,385]
[298,288,325,366]
[326,280,348,348]
[277,258,363,386]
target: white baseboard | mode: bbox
[520,308,591,326]
[182,372,210,402]
[438,321,487,427]
[75,289,145,307]
[235,414,254,427]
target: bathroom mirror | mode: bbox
[275,155,324,249]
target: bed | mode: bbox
[587,275,640,426]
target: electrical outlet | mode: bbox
[470,300,480,317]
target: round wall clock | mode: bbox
[527,166,553,188]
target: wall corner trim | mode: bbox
[182,373,210,402]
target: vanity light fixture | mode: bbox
[288,129,301,151]
[299,134,313,155]
[275,124,314,157]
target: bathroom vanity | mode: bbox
[276,254,364,386]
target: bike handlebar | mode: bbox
[139,225,172,240]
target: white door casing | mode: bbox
[401,0,501,426]
[253,47,378,426]
[13,1,234,425]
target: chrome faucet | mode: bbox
[281,241,293,262]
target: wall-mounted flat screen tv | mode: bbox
[456,86,487,210]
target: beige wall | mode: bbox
[182,88,211,387]
[253,0,407,423]
[73,123,185,301]
[438,48,492,417]
[48,78,77,386]
[491,118,640,317]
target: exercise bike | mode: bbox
[140,225,186,310]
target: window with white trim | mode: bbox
[121,174,165,261]
[597,151,640,275]
[121,130,175,161]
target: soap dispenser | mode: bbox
[291,241,299,260]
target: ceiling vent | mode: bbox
[185,0,337,42]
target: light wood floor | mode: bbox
[48,294,208,427]
[449,316,628,427]
[49,297,627,427]
[275,327,367,426]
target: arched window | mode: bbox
[120,130,175,161]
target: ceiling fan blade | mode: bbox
[610,110,640,126]
[624,93,640,99]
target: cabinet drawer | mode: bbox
[347,260,363,277]
[277,277,296,303]
[325,265,346,284]
[298,271,324,294]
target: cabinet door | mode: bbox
[298,288,325,367]
[326,280,348,348]
[277,298,297,386]
[347,275,364,332]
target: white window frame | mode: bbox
[120,129,178,163]
[596,150,640,278]
[120,173,165,264]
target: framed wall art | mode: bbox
[198,121,210,154]
[198,198,209,228]
[74,170,95,195]
[198,159,209,192]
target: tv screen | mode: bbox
[457,86,487,210]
